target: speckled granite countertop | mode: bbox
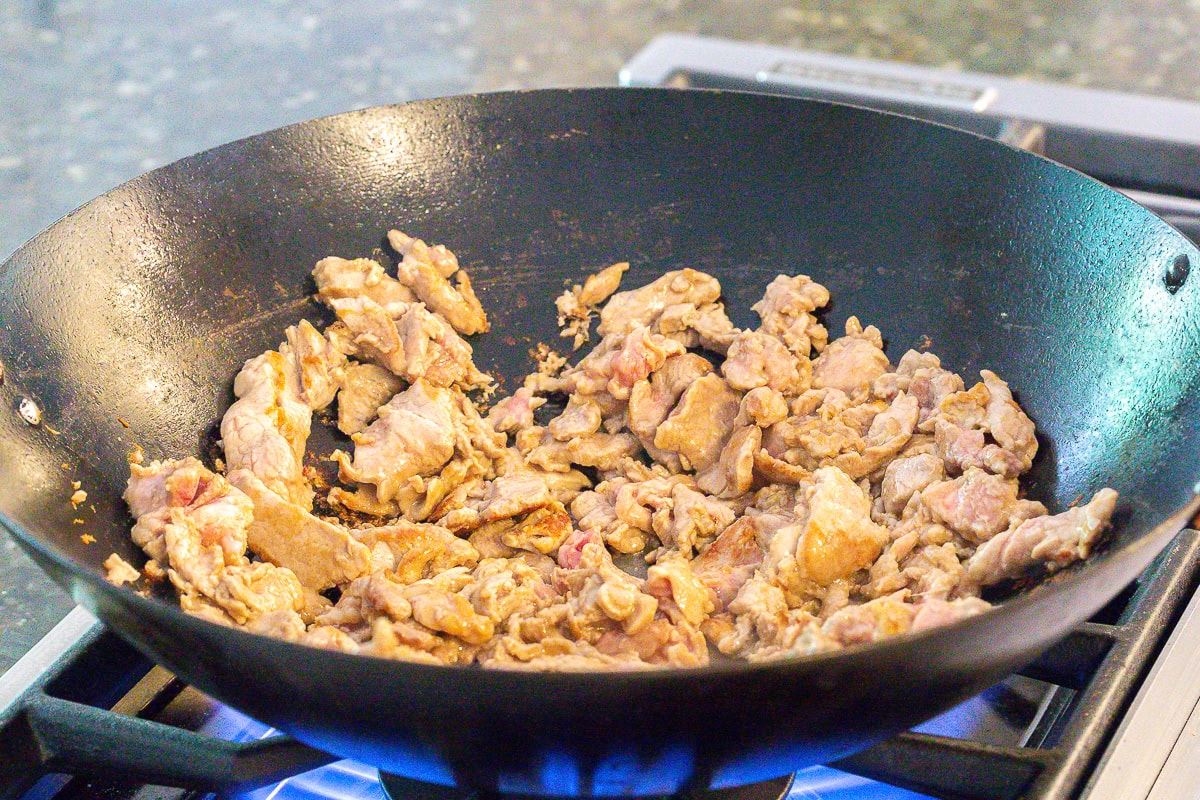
[2,0,1198,675]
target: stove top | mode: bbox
[4,34,1200,800]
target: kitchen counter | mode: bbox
[2,0,1199,675]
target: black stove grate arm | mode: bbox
[1017,623,1117,691]
[830,731,1059,800]
[18,691,336,795]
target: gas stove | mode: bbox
[4,35,1200,800]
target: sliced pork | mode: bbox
[123,238,1118,669]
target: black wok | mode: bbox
[2,88,1199,796]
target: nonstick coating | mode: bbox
[1,89,1199,796]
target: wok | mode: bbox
[2,88,1199,796]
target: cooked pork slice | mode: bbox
[901,356,968,425]
[329,297,490,390]
[162,511,305,626]
[716,576,836,660]
[980,370,1038,472]
[766,408,864,471]
[570,475,671,555]
[220,350,313,507]
[282,320,346,410]
[695,425,760,498]
[910,597,992,632]
[125,457,252,564]
[326,295,405,370]
[334,379,457,503]
[554,541,707,667]
[597,268,722,337]
[627,353,714,453]
[559,262,630,319]
[388,230,489,335]
[466,556,559,626]
[228,469,372,591]
[644,554,716,626]
[736,387,790,428]
[934,381,990,429]
[881,453,946,516]
[404,579,497,645]
[656,301,740,353]
[921,468,1047,544]
[767,466,888,591]
[833,393,920,479]
[525,430,641,474]
[811,317,891,399]
[440,473,574,557]
[327,483,401,519]
[487,387,546,434]
[352,521,479,583]
[312,256,415,317]
[821,595,915,647]
[556,261,630,348]
[568,325,687,400]
[751,274,831,355]
[547,395,604,441]
[317,570,489,663]
[722,330,809,395]
[246,609,308,641]
[752,447,812,487]
[336,362,405,435]
[690,516,764,610]
[104,554,141,586]
[653,374,742,472]
[653,483,737,558]
[964,488,1117,587]
[440,471,557,531]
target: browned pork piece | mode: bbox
[220,349,314,508]
[556,261,630,348]
[336,362,405,435]
[387,230,489,335]
[124,239,1119,670]
[227,469,372,592]
[121,457,307,633]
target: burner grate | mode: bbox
[1,530,1197,800]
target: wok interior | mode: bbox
[1,86,1198,641]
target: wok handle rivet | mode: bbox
[1164,254,1190,294]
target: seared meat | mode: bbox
[282,320,346,410]
[921,468,1046,544]
[881,453,945,516]
[125,457,252,564]
[653,373,741,473]
[126,239,1118,669]
[334,379,457,503]
[812,318,890,399]
[965,489,1117,587]
[690,516,764,610]
[556,261,630,348]
[722,331,809,396]
[751,274,831,355]
[220,350,313,508]
[229,469,372,591]
[388,230,489,335]
[598,269,721,337]
[328,297,491,390]
[312,256,415,317]
[487,386,546,434]
[336,362,405,435]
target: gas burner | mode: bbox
[379,773,793,800]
